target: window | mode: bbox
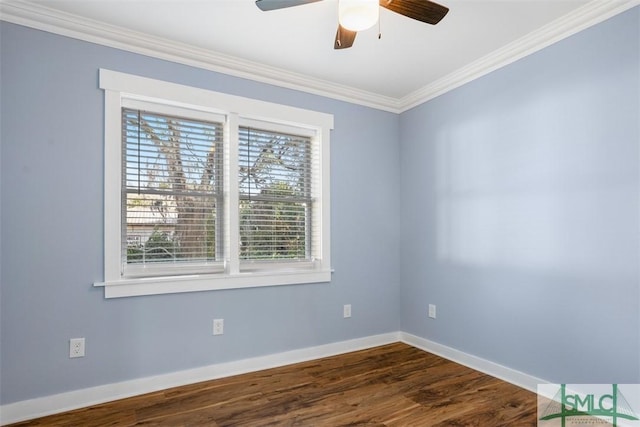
[238,125,313,265]
[97,70,333,298]
[122,107,224,278]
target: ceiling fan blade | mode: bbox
[334,25,357,49]
[255,0,323,11]
[380,0,449,25]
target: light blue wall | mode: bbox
[0,23,401,404]
[400,7,639,383]
[1,5,639,406]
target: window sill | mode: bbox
[94,269,333,298]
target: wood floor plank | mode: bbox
[8,343,538,426]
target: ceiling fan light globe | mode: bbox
[338,0,379,32]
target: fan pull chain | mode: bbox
[378,12,382,39]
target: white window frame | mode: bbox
[95,69,333,298]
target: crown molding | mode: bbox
[1,0,637,113]
[0,0,402,113]
[399,0,640,112]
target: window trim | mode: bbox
[96,69,333,298]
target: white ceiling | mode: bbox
[2,0,637,111]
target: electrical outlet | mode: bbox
[343,304,352,318]
[213,319,224,335]
[69,338,85,358]
[428,304,436,319]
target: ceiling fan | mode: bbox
[255,0,449,49]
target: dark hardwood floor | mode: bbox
[10,343,537,426]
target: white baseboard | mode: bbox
[1,331,548,425]
[400,332,548,393]
[0,332,400,425]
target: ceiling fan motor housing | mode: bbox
[338,0,380,32]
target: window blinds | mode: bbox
[238,127,313,261]
[122,108,224,274]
